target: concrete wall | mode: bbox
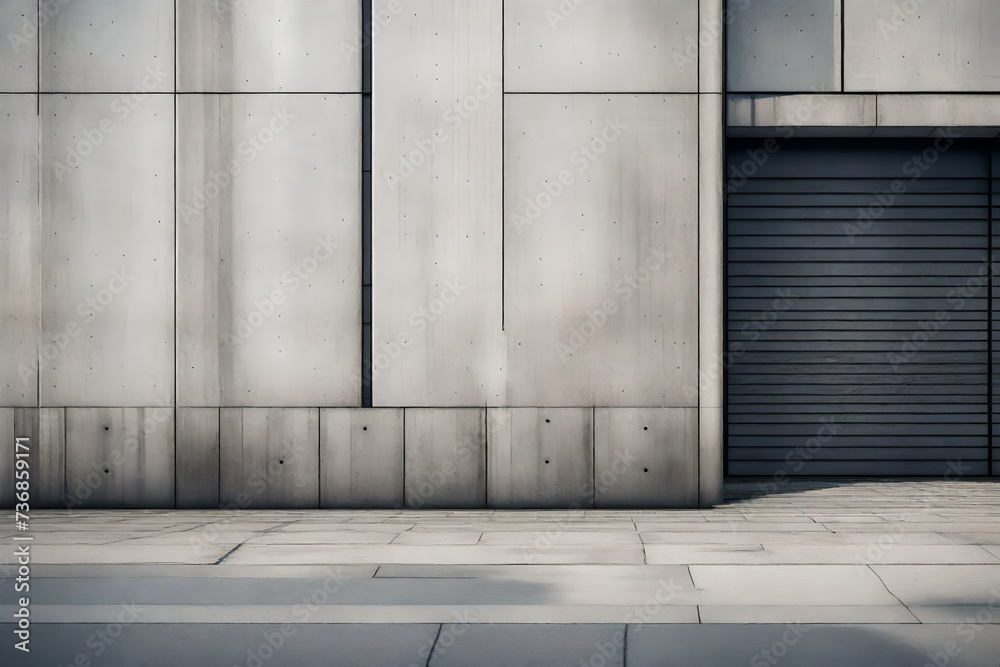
[729,0,1000,96]
[0,0,727,509]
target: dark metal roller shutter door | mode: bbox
[726,140,992,477]
[993,149,1000,477]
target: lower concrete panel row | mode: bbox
[1,407,699,509]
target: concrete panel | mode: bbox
[40,94,174,406]
[503,94,698,406]
[0,94,39,406]
[728,0,841,92]
[0,408,54,509]
[176,94,360,406]
[0,0,37,91]
[504,0,697,93]
[698,94,724,510]
[699,0,724,93]
[35,408,66,508]
[176,408,220,509]
[0,409,13,506]
[320,408,403,509]
[177,0,360,93]
[40,0,173,92]
[487,408,594,509]
[876,94,1000,128]
[220,408,319,509]
[371,0,505,406]
[727,94,877,128]
[699,93,723,411]
[594,408,698,508]
[404,408,485,509]
[845,0,1000,92]
[64,407,174,509]
[699,406,723,507]
[0,409,63,508]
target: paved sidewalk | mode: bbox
[2,480,1000,665]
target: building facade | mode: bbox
[0,0,997,510]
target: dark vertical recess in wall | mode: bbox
[173,3,179,508]
[840,0,845,91]
[35,0,39,114]
[35,0,41,406]
[362,0,373,407]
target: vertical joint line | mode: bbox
[501,0,505,331]
[172,0,179,504]
[483,407,488,507]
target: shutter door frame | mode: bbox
[725,138,994,477]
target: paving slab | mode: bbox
[640,531,957,545]
[697,605,919,624]
[29,544,234,565]
[426,624,626,667]
[646,544,998,565]
[687,565,902,606]
[626,624,1000,667]
[870,565,1000,608]
[223,544,647,565]
[391,531,484,545]
[0,624,440,667]
[30,564,379,578]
